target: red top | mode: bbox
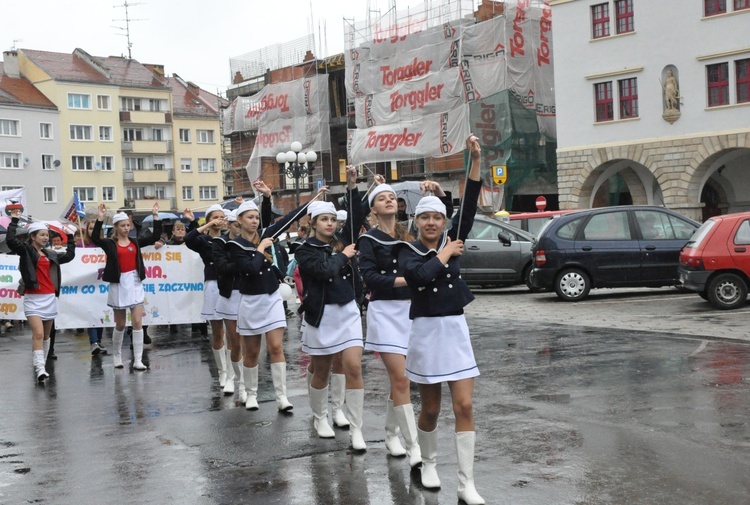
[116,241,138,273]
[26,254,55,295]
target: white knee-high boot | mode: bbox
[456,431,485,504]
[309,385,335,438]
[132,329,147,370]
[243,365,259,410]
[112,328,125,368]
[385,399,406,456]
[271,362,293,411]
[213,346,227,387]
[232,361,246,403]
[331,374,350,428]
[43,339,50,361]
[393,403,422,468]
[346,389,367,451]
[223,347,235,394]
[32,350,48,381]
[418,426,441,489]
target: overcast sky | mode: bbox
[4,0,479,96]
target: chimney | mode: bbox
[303,50,315,62]
[3,50,20,78]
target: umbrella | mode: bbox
[142,212,181,223]
[389,181,428,216]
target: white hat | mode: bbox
[368,184,396,207]
[28,222,49,234]
[226,210,237,222]
[235,201,259,217]
[336,210,348,221]
[414,196,446,217]
[112,212,130,225]
[308,201,337,219]
[206,204,224,218]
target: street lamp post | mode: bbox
[276,141,317,207]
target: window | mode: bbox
[40,123,52,139]
[123,128,143,141]
[0,152,21,169]
[704,0,727,16]
[120,97,141,111]
[199,186,218,200]
[736,0,750,10]
[182,186,194,200]
[1,185,23,191]
[737,58,750,104]
[592,3,610,39]
[97,95,111,110]
[618,78,639,118]
[197,130,215,143]
[0,119,19,136]
[73,187,96,202]
[179,129,190,143]
[707,63,730,106]
[149,99,163,112]
[154,186,167,199]
[152,128,164,141]
[614,0,634,33]
[180,158,192,172]
[42,154,54,170]
[102,186,116,202]
[70,125,93,141]
[735,220,750,245]
[582,212,631,241]
[71,155,94,171]
[226,185,234,195]
[99,126,113,141]
[68,93,91,109]
[124,157,146,170]
[595,82,614,121]
[126,187,147,200]
[43,187,57,203]
[101,156,114,171]
[198,158,216,172]
[467,221,502,240]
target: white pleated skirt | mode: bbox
[216,290,241,321]
[302,301,363,356]
[24,293,58,320]
[364,299,411,355]
[201,280,221,321]
[107,270,145,310]
[237,289,287,336]
[405,315,479,384]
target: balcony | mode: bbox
[131,197,177,212]
[119,110,172,125]
[124,168,175,184]
[122,140,173,154]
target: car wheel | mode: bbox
[707,273,748,310]
[698,291,709,300]
[554,268,590,302]
[524,266,541,292]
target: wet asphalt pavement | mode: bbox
[1,294,749,505]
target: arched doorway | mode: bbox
[577,159,661,209]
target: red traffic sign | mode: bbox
[535,196,547,211]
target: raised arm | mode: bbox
[340,166,362,244]
[6,211,26,255]
[448,134,482,242]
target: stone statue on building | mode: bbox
[662,69,681,124]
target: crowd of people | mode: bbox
[4,135,485,504]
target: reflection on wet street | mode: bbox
[1,312,748,504]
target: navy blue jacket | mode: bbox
[212,234,241,298]
[398,178,482,319]
[296,188,362,327]
[228,201,310,296]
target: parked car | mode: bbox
[678,211,750,310]
[460,214,536,289]
[529,206,700,301]
[507,209,577,237]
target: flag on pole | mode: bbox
[59,195,80,225]
[74,193,86,219]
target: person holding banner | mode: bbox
[92,203,161,370]
[295,166,368,449]
[396,135,484,504]
[357,175,452,466]
[228,181,321,413]
[184,204,229,387]
[77,220,107,355]
[7,209,76,382]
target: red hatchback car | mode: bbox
[678,211,750,309]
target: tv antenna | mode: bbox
[11,39,23,51]
[112,1,146,59]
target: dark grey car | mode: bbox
[460,215,536,289]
